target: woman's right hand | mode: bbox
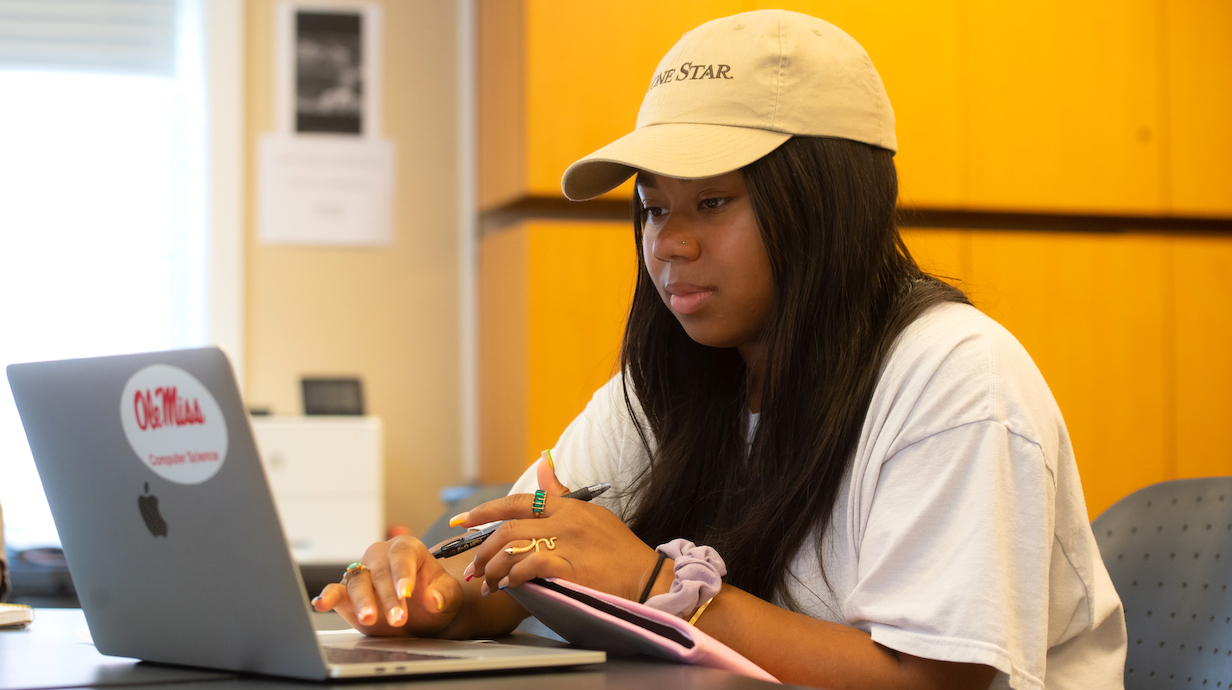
[311,535,464,637]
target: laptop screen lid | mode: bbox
[8,348,329,679]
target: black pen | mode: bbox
[430,483,611,559]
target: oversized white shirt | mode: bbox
[510,302,1127,689]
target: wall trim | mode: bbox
[458,0,479,482]
[205,0,246,388]
[481,196,1232,235]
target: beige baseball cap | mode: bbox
[561,9,896,201]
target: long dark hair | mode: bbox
[620,136,969,607]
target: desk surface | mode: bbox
[0,609,803,690]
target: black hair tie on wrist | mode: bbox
[638,550,668,604]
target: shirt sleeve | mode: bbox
[508,375,649,520]
[844,420,1055,690]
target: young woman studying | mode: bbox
[313,10,1127,689]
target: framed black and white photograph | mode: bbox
[295,11,363,134]
[260,2,394,247]
[275,2,382,138]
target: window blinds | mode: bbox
[0,0,177,76]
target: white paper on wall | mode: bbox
[257,135,396,246]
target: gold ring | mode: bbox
[505,537,557,555]
[341,561,370,584]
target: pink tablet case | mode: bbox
[506,578,779,684]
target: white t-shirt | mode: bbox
[510,302,1127,689]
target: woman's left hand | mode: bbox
[454,453,665,602]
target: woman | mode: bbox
[314,10,1127,689]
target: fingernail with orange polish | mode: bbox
[397,578,413,599]
[448,512,469,528]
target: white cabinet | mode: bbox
[250,416,383,564]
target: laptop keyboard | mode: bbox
[323,646,460,664]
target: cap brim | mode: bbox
[561,123,792,201]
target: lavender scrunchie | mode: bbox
[643,538,726,618]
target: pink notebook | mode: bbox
[506,577,779,684]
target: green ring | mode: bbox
[532,489,547,515]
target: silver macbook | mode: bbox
[6,347,604,679]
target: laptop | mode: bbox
[6,347,605,679]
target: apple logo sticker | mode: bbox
[120,364,229,486]
[139,482,168,537]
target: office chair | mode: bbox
[1093,477,1232,687]
[420,483,516,548]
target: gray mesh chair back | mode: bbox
[1093,476,1232,688]
[420,483,515,548]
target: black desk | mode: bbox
[0,609,802,690]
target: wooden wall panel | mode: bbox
[901,228,970,285]
[523,0,748,200]
[775,1,963,208]
[968,232,1172,517]
[1166,0,1232,216]
[483,1,1232,218]
[478,0,525,210]
[482,222,1232,513]
[519,0,965,207]
[526,222,638,465]
[478,228,528,483]
[962,0,1163,214]
[1174,236,1232,478]
[479,221,636,482]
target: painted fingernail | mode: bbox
[448,512,469,527]
[497,576,510,591]
[479,581,490,597]
[461,561,474,581]
[431,589,445,611]
[545,449,554,470]
[389,606,406,626]
[359,606,375,624]
[397,578,413,599]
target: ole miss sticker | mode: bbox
[120,364,228,484]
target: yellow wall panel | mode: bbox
[1166,0,1232,217]
[526,222,638,467]
[482,221,1225,512]
[1174,236,1232,478]
[961,0,1163,214]
[479,229,529,483]
[479,221,637,482]
[968,232,1172,517]
[523,0,748,198]
[901,228,970,286]
[774,1,963,208]
[478,0,525,210]
[520,0,963,207]
[489,1,1232,219]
